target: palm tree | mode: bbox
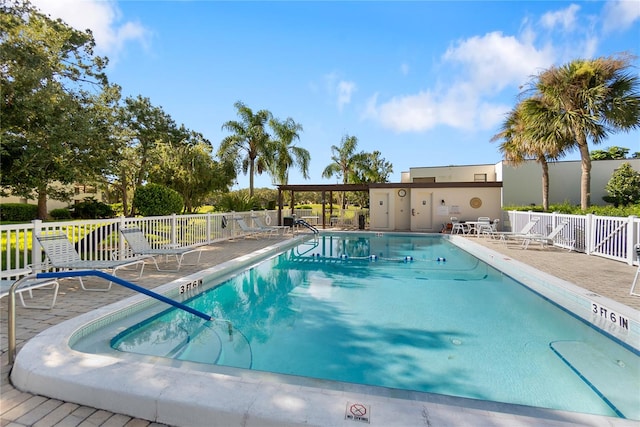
[322,134,359,208]
[219,101,273,197]
[268,117,310,185]
[531,55,640,210]
[492,99,572,210]
[351,150,393,184]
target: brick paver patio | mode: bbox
[1,232,638,426]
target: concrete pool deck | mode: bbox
[1,232,638,426]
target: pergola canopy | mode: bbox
[276,182,502,229]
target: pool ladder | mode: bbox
[294,218,319,234]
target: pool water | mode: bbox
[101,234,638,419]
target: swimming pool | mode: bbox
[12,233,640,426]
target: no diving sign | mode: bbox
[345,402,370,423]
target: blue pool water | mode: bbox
[93,234,638,419]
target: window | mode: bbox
[413,177,436,183]
[474,174,487,182]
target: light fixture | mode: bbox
[441,199,445,206]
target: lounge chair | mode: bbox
[510,220,574,250]
[120,227,203,271]
[36,232,146,291]
[480,219,500,238]
[0,268,59,309]
[631,244,640,296]
[251,215,289,236]
[234,217,273,239]
[474,217,493,236]
[489,217,540,241]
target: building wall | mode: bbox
[405,159,639,207]
[409,164,497,183]
[369,187,503,232]
[0,183,103,212]
[500,159,639,206]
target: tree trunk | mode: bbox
[121,175,129,217]
[37,187,48,220]
[577,135,592,210]
[249,158,255,198]
[540,157,549,211]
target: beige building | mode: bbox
[408,159,638,207]
[367,159,637,232]
[1,183,103,212]
[368,182,502,232]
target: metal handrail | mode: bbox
[8,270,212,364]
[294,218,319,234]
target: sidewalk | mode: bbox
[1,233,638,426]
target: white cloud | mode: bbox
[367,91,438,132]
[337,80,356,111]
[602,0,640,33]
[30,0,150,59]
[364,31,553,133]
[540,4,581,32]
[324,73,356,111]
[443,31,554,93]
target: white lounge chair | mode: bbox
[251,215,289,236]
[0,268,59,309]
[120,227,203,271]
[480,219,500,238]
[36,232,146,291]
[511,220,574,250]
[475,217,493,236]
[234,217,272,239]
[490,217,540,241]
[631,244,640,296]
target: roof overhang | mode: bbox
[277,182,502,192]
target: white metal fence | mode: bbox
[0,211,264,272]
[2,210,637,273]
[505,211,639,265]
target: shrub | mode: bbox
[0,203,38,221]
[503,202,640,217]
[72,197,115,219]
[604,162,640,207]
[109,202,124,217]
[49,208,72,220]
[133,184,183,216]
[213,192,258,212]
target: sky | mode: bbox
[31,0,640,190]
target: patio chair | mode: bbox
[251,215,289,236]
[450,217,467,235]
[36,233,146,291]
[511,220,574,250]
[0,268,59,309]
[120,227,203,271]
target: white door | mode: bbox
[395,189,411,231]
[411,190,433,231]
[370,191,391,230]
